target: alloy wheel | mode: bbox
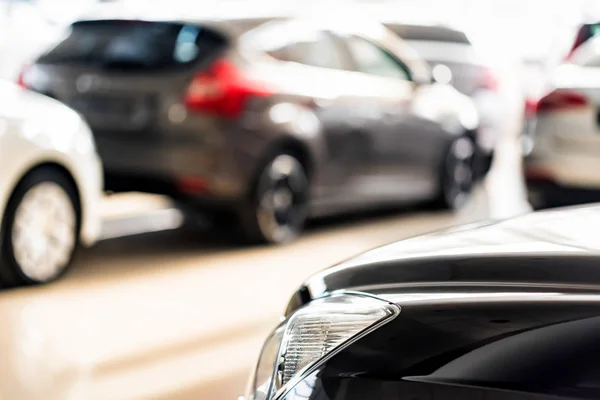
[256,154,309,244]
[443,136,475,210]
[11,182,77,282]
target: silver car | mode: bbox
[383,22,506,170]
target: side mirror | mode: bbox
[432,64,453,85]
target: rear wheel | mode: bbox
[0,168,80,287]
[474,149,494,182]
[436,135,476,210]
[240,153,309,244]
[527,185,551,210]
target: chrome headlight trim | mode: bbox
[246,291,400,400]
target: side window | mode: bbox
[265,30,343,70]
[345,35,411,80]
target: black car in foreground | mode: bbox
[243,204,600,400]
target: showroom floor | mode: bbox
[0,136,530,400]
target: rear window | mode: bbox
[569,22,600,55]
[37,20,228,70]
[571,37,600,68]
[383,23,470,45]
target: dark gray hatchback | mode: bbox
[20,16,482,244]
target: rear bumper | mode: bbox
[95,134,249,203]
[103,171,243,210]
[526,180,600,208]
[525,108,600,188]
[524,122,600,189]
[524,156,600,207]
[524,156,600,189]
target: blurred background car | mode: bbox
[18,16,481,244]
[0,81,102,287]
[522,18,600,134]
[382,21,507,170]
[524,23,600,209]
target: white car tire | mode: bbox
[0,167,80,287]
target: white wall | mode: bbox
[0,0,595,81]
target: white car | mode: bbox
[524,35,600,209]
[0,81,102,286]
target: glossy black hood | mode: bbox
[282,292,600,400]
[275,205,600,400]
[285,205,600,316]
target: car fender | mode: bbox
[0,87,102,245]
[233,101,326,187]
[413,83,480,136]
[0,140,79,225]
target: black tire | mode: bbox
[474,149,494,182]
[528,191,550,210]
[527,183,561,210]
[435,135,476,210]
[239,153,309,244]
[0,168,80,287]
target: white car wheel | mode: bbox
[1,168,79,286]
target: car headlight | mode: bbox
[244,293,399,400]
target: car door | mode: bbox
[339,33,435,201]
[254,23,374,209]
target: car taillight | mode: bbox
[524,97,539,118]
[183,59,273,119]
[479,67,499,91]
[536,89,588,113]
[16,63,31,89]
